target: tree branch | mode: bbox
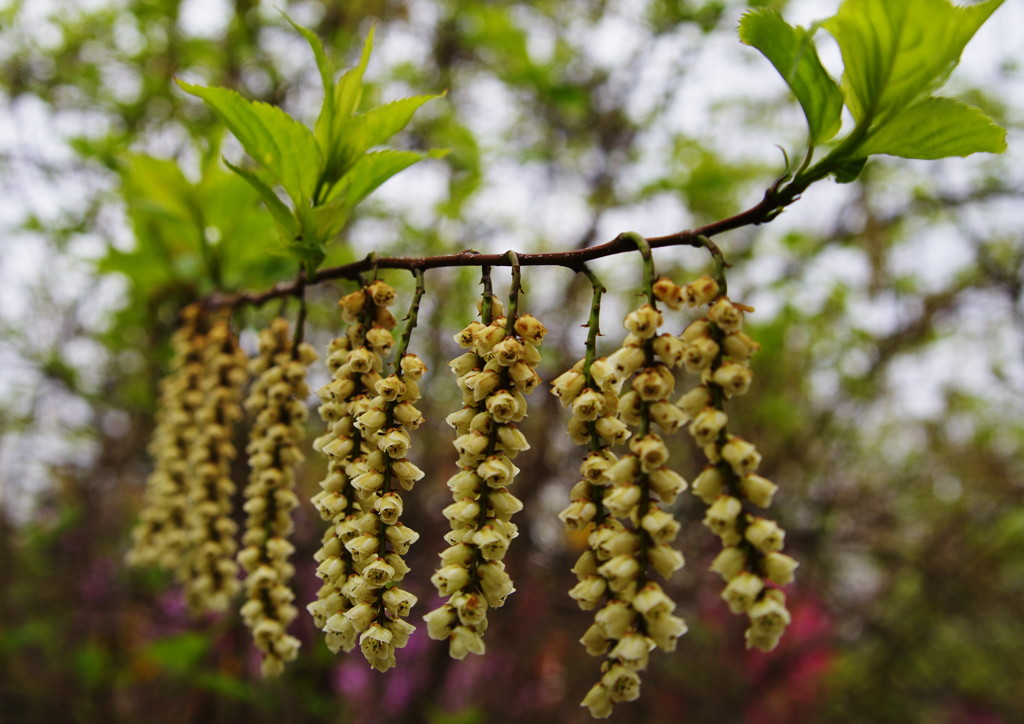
[206,183,790,309]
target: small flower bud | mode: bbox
[594,415,631,446]
[513,314,547,344]
[721,571,764,614]
[745,517,785,553]
[588,358,622,394]
[386,523,420,555]
[625,304,663,339]
[473,323,507,355]
[722,436,762,475]
[496,424,530,453]
[477,455,518,488]
[550,367,587,404]
[689,409,728,447]
[641,507,681,544]
[632,365,675,401]
[683,337,720,373]
[366,280,397,307]
[579,624,610,657]
[594,600,634,639]
[648,543,685,579]
[365,326,395,355]
[431,565,471,596]
[508,361,541,393]
[607,345,647,378]
[646,611,688,651]
[491,337,525,366]
[591,527,639,559]
[568,575,607,611]
[709,546,747,581]
[486,391,519,423]
[571,388,606,421]
[692,464,724,503]
[451,593,488,627]
[602,663,642,703]
[603,483,642,518]
[443,498,481,525]
[630,433,670,473]
[580,450,618,482]
[338,290,367,320]
[382,586,418,618]
[740,473,777,508]
[424,605,457,640]
[477,561,515,607]
[488,489,524,517]
[764,552,799,586]
[703,495,743,544]
[649,400,687,433]
[748,589,790,639]
[713,361,753,397]
[597,554,642,593]
[471,525,511,561]
[708,298,744,332]
[648,467,688,503]
[682,275,720,308]
[653,277,685,310]
[631,581,675,618]
[609,632,655,669]
[374,493,403,525]
[723,331,761,361]
[676,385,713,418]
[559,499,598,530]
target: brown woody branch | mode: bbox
[208,183,791,309]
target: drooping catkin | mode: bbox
[239,317,318,676]
[308,281,426,671]
[181,315,250,615]
[556,297,690,718]
[424,291,547,660]
[127,304,209,571]
[672,275,797,652]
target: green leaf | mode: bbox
[309,195,351,242]
[332,149,442,210]
[284,15,333,99]
[823,0,1004,124]
[328,94,442,181]
[285,16,336,149]
[224,160,299,241]
[856,97,1006,160]
[177,81,321,206]
[832,157,867,183]
[122,154,196,223]
[739,9,843,144]
[315,26,375,152]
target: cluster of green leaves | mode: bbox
[178,20,444,276]
[740,0,1007,189]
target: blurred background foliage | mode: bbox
[1,0,1022,722]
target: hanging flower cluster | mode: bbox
[127,304,209,571]
[424,274,547,660]
[182,314,250,614]
[127,246,796,710]
[665,275,798,652]
[238,317,317,675]
[553,271,690,718]
[127,306,251,618]
[307,280,426,671]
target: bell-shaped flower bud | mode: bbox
[721,571,764,614]
[708,298,744,333]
